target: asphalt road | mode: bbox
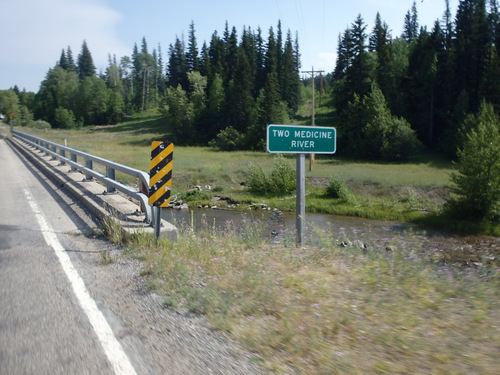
[0,129,138,374]
[0,128,266,375]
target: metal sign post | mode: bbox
[296,153,306,246]
[149,141,173,245]
[267,124,336,247]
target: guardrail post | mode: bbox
[106,166,116,193]
[50,145,57,160]
[84,158,93,181]
[70,153,77,172]
[60,148,66,165]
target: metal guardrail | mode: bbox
[12,130,152,223]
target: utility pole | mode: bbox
[302,67,324,171]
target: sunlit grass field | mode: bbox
[16,110,455,224]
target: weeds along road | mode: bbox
[0,128,266,375]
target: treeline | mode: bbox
[2,21,302,149]
[332,0,500,159]
[2,0,500,160]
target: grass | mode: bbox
[120,216,500,374]
[16,110,463,225]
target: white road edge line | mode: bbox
[24,188,137,375]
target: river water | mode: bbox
[163,208,500,265]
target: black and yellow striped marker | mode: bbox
[149,141,173,207]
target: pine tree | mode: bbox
[265,27,279,75]
[449,101,500,221]
[347,15,372,98]
[454,0,491,111]
[402,1,419,42]
[199,41,211,77]
[66,46,77,72]
[168,37,188,90]
[208,31,225,79]
[370,13,395,108]
[281,30,301,111]
[404,29,438,146]
[224,25,239,83]
[186,21,199,72]
[225,47,254,133]
[77,40,96,80]
[255,27,267,95]
[58,49,69,70]
[333,29,353,81]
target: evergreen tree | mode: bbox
[254,27,267,95]
[77,40,96,80]
[402,1,419,42]
[433,14,455,154]
[186,21,199,72]
[167,37,188,90]
[281,30,302,111]
[487,0,500,111]
[225,47,254,133]
[240,27,258,83]
[66,46,77,72]
[208,31,225,79]
[333,29,353,81]
[449,101,500,221]
[199,41,210,77]
[259,72,287,127]
[404,29,438,146]
[347,15,372,98]
[58,49,69,70]
[265,27,279,75]
[370,13,395,108]
[224,25,239,84]
[454,0,491,111]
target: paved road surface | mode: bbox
[0,129,265,375]
[0,130,138,374]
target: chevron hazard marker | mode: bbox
[149,141,173,207]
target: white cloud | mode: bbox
[1,0,130,91]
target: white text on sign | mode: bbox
[272,129,334,139]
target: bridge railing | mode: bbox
[12,130,152,223]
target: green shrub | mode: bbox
[447,101,500,222]
[209,126,244,151]
[270,154,296,194]
[33,120,52,129]
[246,163,271,194]
[246,154,295,196]
[326,175,352,202]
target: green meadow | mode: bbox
[19,109,463,227]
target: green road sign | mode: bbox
[267,124,336,154]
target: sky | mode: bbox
[1,0,460,93]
